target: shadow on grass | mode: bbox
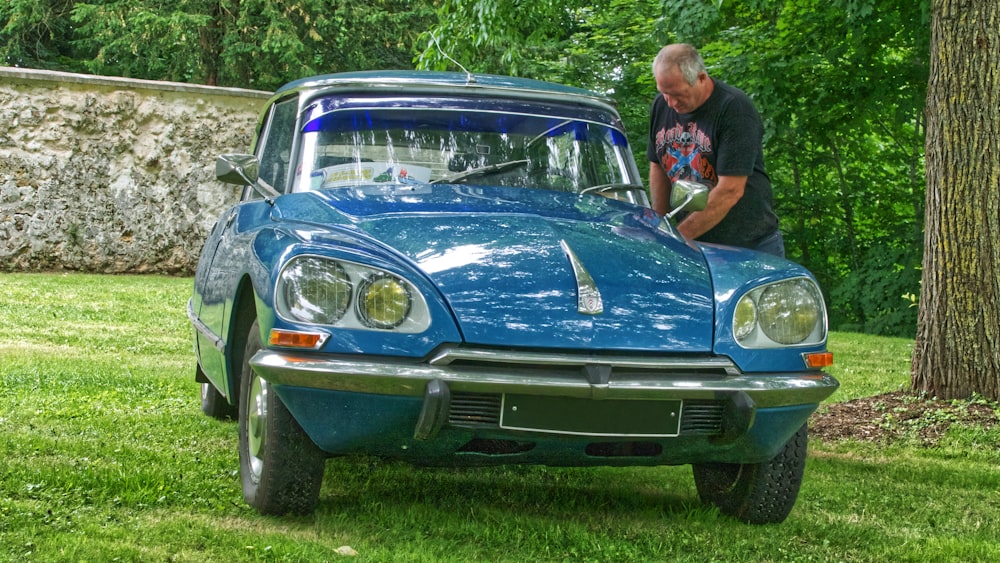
[312,456,703,524]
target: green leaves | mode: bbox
[2,0,437,89]
[0,0,85,71]
[416,0,582,78]
[71,2,212,82]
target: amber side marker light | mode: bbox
[803,352,834,369]
[269,329,328,349]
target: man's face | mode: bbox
[655,66,708,114]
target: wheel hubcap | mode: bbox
[247,375,268,479]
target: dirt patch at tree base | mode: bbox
[809,391,999,446]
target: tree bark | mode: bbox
[913,0,1000,400]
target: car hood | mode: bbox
[283,185,714,352]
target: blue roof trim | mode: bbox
[301,97,623,132]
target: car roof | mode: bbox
[273,70,617,108]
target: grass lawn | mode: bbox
[1,273,998,562]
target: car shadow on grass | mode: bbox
[313,457,704,522]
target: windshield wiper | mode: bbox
[432,159,530,184]
[579,183,644,195]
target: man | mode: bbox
[647,43,784,257]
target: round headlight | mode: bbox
[357,273,412,329]
[733,295,757,341]
[280,257,352,325]
[757,281,820,345]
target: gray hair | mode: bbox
[653,44,706,86]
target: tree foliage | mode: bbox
[0,0,87,72]
[2,0,435,89]
[1,0,932,338]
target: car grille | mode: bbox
[678,400,725,435]
[448,392,724,437]
[448,392,503,427]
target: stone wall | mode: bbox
[0,67,271,274]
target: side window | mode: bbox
[252,97,298,199]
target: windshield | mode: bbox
[294,102,646,205]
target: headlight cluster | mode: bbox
[732,278,826,348]
[276,255,430,333]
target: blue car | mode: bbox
[188,71,838,524]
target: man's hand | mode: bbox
[676,174,747,239]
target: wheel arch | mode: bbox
[225,274,262,403]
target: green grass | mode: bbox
[1,273,998,562]
[824,331,915,401]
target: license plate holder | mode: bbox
[499,394,681,437]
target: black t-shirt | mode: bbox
[647,78,778,248]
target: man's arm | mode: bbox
[649,162,671,216]
[676,174,747,240]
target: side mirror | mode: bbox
[216,154,260,185]
[666,179,709,220]
[216,154,280,204]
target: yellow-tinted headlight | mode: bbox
[357,274,412,329]
[733,295,757,340]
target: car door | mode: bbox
[192,95,300,397]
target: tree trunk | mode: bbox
[913,0,1000,400]
[828,140,860,272]
[789,151,810,266]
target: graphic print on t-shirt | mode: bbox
[654,123,717,186]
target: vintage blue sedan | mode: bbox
[188,71,838,524]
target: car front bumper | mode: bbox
[250,345,838,465]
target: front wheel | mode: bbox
[692,424,808,524]
[238,320,325,515]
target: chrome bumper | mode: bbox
[249,345,839,409]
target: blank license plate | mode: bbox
[500,394,681,437]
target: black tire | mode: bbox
[692,423,808,524]
[238,320,325,515]
[200,374,237,420]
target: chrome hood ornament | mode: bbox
[560,240,603,315]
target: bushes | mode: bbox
[829,245,921,337]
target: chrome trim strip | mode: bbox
[560,240,603,315]
[428,345,739,374]
[186,299,225,353]
[250,350,839,408]
[284,77,620,113]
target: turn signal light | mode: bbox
[269,329,328,349]
[803,352,834,368]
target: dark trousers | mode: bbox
[751,230,785,258]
